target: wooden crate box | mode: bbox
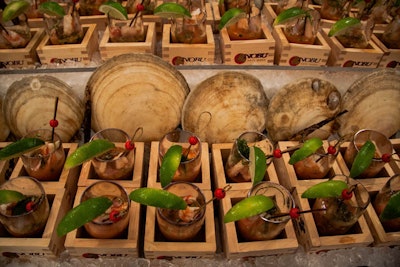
[8,143,81,194]
[64,186,140,258]
[208,2,221,32]
[99,22,157,61]
[0,28,44,69]
[147,141,211,190]
[273,141,344,191]
[321,28,384,68]
[272,27,331,66]
[78,142,145,188]
[336,141,398,190]
[262,3,278,26]
[219,189,299,259]
[36,24,98,66]
[362,182,400,247]
[211,143,281,191]
[292,183,374,252]
[372,31,400,68]
[0,187,75,258]
[219,24,275,65]
[143,190,216,259]
[161,24,215,66]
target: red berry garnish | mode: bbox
[136,4,145,11]
[381,153,391,163]
[25,201,35,212]
[341,189,353,200]
[327,145,336,155]
[109,210,121,222]
[273,149,282,158]
[289,207,300,219]
[125,140,135,150]
[73,0,79,3]
[188,136,198,146]
[214,188,226,200]
[49,119,58,128]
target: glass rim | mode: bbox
[91,128,132,161]
[0,176,46,218]
[235,131,270,161]
[353,129,392,162]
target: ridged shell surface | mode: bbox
[182,71,268,144]
[266,78,342,142]
[3,75,84,142]
[337,69,400,138]
[87,53,190,142]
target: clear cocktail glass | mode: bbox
[0,176,50,237]
[90,128,134,180]
[219,0,251,16]
[373,174,400,232]
[226,3,263,40]
[126,0,156,15]
[320,0,353,20]
[156,181,206,241]
[381,15,400,49]
[293,135,341,179]
[344,129,393,178]
[79,0,107,16]
[236,181,295,241]
[108,14,146,42]
[21,129,66,181]
[0,21,32,48]
[171,7,207,44]
[333,17,374,48]
[225,131,274,183]
[312,175,370,235]
[43,4,84,45]
[282,8,321,45]
[81,181,130,238]
[158,129,202,182]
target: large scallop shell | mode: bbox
[266,78,342,142]
[0,97,10,141]
[87,53,190,142]
[337,69,400,138]
[3,75,84,142]
[182,71,268,144]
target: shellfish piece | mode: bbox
[182,71,269,144]
[3,75,84,142]
[337,69,400,139]
[86,53,190,142]
[266,77,341,142]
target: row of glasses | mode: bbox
[0,126,398,243]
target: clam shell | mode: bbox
[3,75,84,142]
[87,53,190,142]
[338,69,400,138]
[0,97,10,141]
[266,78,342,142]
[182,71,268,144]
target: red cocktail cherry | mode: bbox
[214,188,226,200]
[25,201,35,212]
[289,207,300,219]
[109,210,121,222]
[125,140,135,151]
[188,136,198,146]
[136,3,145,11]
[381,153,391,163]
[341,189,353,200]
[49,119,58,128]
[273,149,282,158]
[327,145,336,155]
